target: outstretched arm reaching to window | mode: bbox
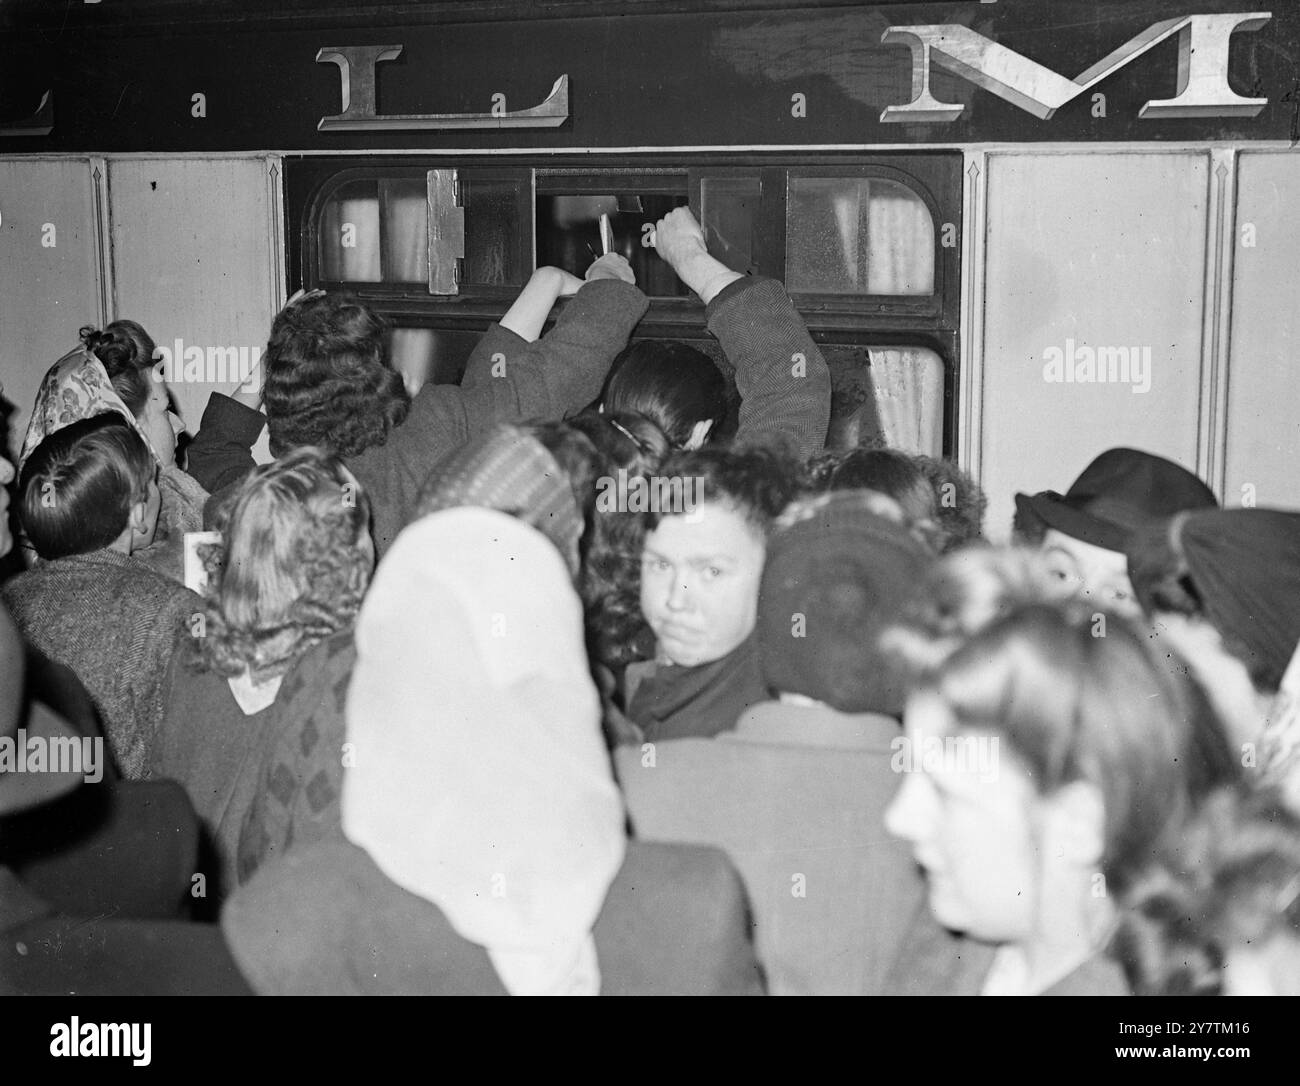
[653,207,830,457]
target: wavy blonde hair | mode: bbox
[199,447,373,682]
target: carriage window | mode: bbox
[786,177,934,296]
[319,178,430,284]
[822,345,945,456]
[700,177,760,276]
[535,189,690,297]
[461,175,529,289]
[386,326,481,396]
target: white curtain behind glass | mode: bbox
[320,191,381,281]
[866,182,934,295]
[380,181,437,391]
[867,347,943,456]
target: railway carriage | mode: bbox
[2,0,1297,536]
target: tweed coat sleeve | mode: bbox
[705,276,831,458]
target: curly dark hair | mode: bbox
[645,443,805,536]
[526,410,671,668]
[912,454,987,553]
[261,293,410,459]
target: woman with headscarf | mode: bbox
[222,508,763,994]
[20,322,210,582]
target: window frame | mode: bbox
[288,151,963,453]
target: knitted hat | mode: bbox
[758,493,932,714]
[416,424,584,577]
[1015,447,1217,552]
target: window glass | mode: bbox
[319,179,381,281]
[786,177,935,295]
[386,326,480,396]
[380,179,430,284]
[700,177,760,275]
[822,344,944,455]
[461,176,526,288]
[536,192,689,297]
[319,178,429,284]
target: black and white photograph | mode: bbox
[0,0,1296,1064]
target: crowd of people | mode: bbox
[2,207,1298,996]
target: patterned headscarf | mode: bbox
[20,347,157,469]
[19,346,208,578]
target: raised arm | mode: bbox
[354,258,649,555]
[462,266,585,390]
[653,207,831,457]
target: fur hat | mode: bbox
[758,493,931,714]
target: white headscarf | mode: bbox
[342,508,626,995]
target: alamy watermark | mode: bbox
[1042,339,1151,394]
[0,729,104,783]
[594,471,703,516]
[890,730,1000,783]
[152,339,262,386]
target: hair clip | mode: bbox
[607,417,646,454]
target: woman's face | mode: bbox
[640,501,766,667]
[885,692,1044,943]
[141,365,183,465]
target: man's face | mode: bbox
[1040,528,1140,617]
[640,501,766,667]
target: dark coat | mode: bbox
[625,634,768,744]
[881,907,1131,996]
[616,702,925,995]
[222,836,766,995]
[190,279,649,557]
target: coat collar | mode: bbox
[728,700,900,753]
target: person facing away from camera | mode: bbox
[618,491,936,993]
[1013,446,1217,618]
[2,415,202,779]
[222,508,765,995]
[0,598,252,996]
[597,206,831,459]
[156,448,375,905]
[1116,786,1300,996]
[879,548,1241,995]
[189,255,648,557]
[810,446,988,555]
[233,409,671,883]
[20,321,212,582]
[619,444,804,744]
[1125,507,1300,803]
